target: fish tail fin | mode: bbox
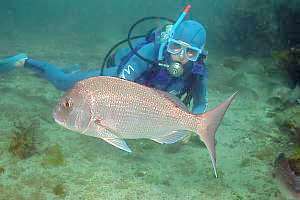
[194,92,238,178]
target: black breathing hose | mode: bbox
[100,16,175,76]
[127,16,175,65]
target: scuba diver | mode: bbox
[0,5,208,114]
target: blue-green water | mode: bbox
[0,0,299,199]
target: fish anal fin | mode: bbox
[151,130,190,144]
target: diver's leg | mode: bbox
[24,58,72,77]
[1,54,120,90]
[25,59,106,90]
[26,59,120,90]
[0,54,71,90]
[24,58,76,91]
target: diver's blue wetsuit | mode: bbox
[24,59,102,91]
[1,20,208,114]
[110,33,208,114]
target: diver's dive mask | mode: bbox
[159,38,202,78]
[167,38,202,62]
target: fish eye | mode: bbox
[63,98,73,108]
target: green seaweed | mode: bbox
[53,183,66,197]
[114,179,131,190]
[289,146,300,160]
[164,143,182,154]
[144,173,161,185]
[222,56,243,70]
[131,140,156,154]
[187,134,207,147]
[0,166,4,175]
[255,147,276,161]
[275,105,300,137]
[239,158,253,168]
[271,50,290,63]
[134,170,147,178]
[41,144,65,167]
[8,121,39,159]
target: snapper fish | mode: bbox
[53,76,237,177]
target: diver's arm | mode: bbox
[191,75,208,114]
[118,43,155,81]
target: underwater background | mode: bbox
[0,0,299,199]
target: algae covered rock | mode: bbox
[222,0,279,55]
[8,121,39,159]
[275,105,300,139]
[288,147,300,175]
[267,86,300,111]
[53,183,66,197]
[274,152,300,196]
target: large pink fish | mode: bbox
[53,76,237,177]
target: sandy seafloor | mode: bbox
[0,32,295,200]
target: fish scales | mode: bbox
[81,77,193,138]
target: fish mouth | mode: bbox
[52,111,66,127]
[53,108,85,132]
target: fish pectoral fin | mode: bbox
[101,136,132,153]
[98,129,132,153]
[88,121,132,153]
[151,130,190,144]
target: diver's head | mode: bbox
[167,20,206,64]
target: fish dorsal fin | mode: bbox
[154,90,190,112]
[151,130,190,144]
